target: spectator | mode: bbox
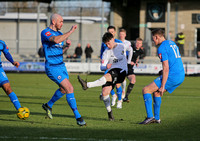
[74,43,82,60]
[176,32,185,56]
[85,43,93,62]
[38,45,45,58]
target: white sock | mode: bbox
[122,79,126,92]
[87,76,107,88]
[103,95,111,112]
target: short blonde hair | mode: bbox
[119,28,126,33]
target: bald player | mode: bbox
[41,13,86,126]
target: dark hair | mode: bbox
[107,25,116,31]
[102,32,114,43]
[152,29,165,37]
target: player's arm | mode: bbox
[100,43,107,60]
[159,60,169,96]
[135,56,140,67]
[100,50,111,71]
[49,25,77,44]
[63,39,71,53]
[126,43,133,64]
[3,52,20,68]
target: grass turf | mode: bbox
[0,73,199,141]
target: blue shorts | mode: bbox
[0,67,9,87]
[154,74,185,93]
[46,66,69,85]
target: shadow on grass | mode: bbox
[0,113,199,141]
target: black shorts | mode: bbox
[127,64,135,75]
[102,68,126,89]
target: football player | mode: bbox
[78,32,127,120]
[140,29,185,124]
[0,40,22,112]
[100,26,124,108]
[41,13,86,126]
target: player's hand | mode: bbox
[107,64,112,69]
[136,63,139,67]
[130,61,134,65]
[66,39,71,47]
[158,87,165,96]
[13,61,20,68]
[70,25,77,33]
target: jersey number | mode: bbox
[170,45,181,58]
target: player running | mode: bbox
[0,40,23,115]
[140,29,185,124]
[78,32,127,120]
[100,26,124,108]
[122,37,144,102]
[118,28,134,100]
[41,13,86,126]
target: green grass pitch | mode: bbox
[0,73,199,141]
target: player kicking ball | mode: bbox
[78,32,127,121]
[140,29,185,124]
[0,40,27,118]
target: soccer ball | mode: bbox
[17,107,30,120]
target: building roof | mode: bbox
[0,12,107,23]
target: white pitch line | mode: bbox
[0,136,135,141]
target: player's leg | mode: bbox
[102,85,114,121]
[42,68,66,119]
[153,91,162,123]
[139,81,159,124]
[111,89,117,106]
[47,89,65,108]
[2,82,21,110]
[60,78,86,126]
[116,83,122,109]
[78,73,112,90]
[123,74,136,102]
[121,79,126,99]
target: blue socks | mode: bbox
[47,89,65,108]
[143,93,153,118]
[66,93,81,119]
[8,92,21,110]
[116,86,122,101]
[110,89,115,96]
[153,96,162,120]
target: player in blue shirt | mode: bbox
[0,40,22,114]
[140,29,185,124]
[100,26,123,108]
[41,13,86,126]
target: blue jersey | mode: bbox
[0,40,9,67]
[41,27,64,68]
[100,39,122,59]
[158,40,185,77]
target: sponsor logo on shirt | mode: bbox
[6,46,8,50]
[159,53,162,59]
[45,31,51,36]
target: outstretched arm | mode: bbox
[3,52,20,68]
[49,25,77,44]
